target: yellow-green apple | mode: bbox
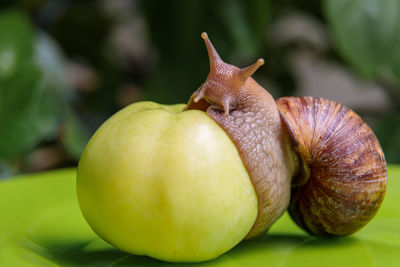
[76,101,258,262]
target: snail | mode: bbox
[76,32,388,263]
[186,32,387,238]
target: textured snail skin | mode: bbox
[276,97,387,237]
[186,33,298,238]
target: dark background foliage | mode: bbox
[1,0,400,178]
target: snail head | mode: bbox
[192,32,264,116]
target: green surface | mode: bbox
[1,166,399,266]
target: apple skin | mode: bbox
[76,101,258,262]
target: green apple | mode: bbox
[76,101,258,262]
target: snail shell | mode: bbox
[276,97,387,237]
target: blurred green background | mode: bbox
[1,0,400,178]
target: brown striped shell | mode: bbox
[276,97,387,237]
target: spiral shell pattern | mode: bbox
[276,97,387,237]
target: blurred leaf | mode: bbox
[0,10,61,158]
[325,0,400,83]
[0,9,33,80]
[62,111,90,160]
[0,64,60,158]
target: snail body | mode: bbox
[187,33,387,238]
[187,33,298,238]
